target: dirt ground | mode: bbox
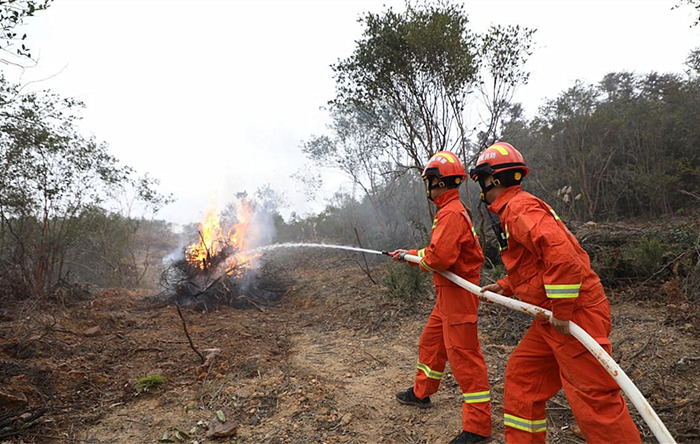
[1,251,698,443]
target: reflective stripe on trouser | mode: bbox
[463,390,490,404]
[504,300,641,444]
[413,286,491,437]
[416,362,442,380]
[503,413,546,433]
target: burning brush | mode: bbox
[161,200,288,310]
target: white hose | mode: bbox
[402,253,675,444]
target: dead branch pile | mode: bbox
[160,256,290,312]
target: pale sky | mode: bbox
[5,0,699,226]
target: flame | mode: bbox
[185,200,258,274]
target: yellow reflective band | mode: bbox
[550,208,561,220]
[492,144,510,155]
[462,391,490,404]
[471,226,477,237]
[504,414,546,433]
[545,284,581,289]
[417,362,443,379]
[419,260,436,273]
[435,152,455,163]
[505,224,510,239]
[545,283,581,299]
[432,217,438,229]
[418,249,426,257]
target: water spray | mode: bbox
[250,243,674,443]
[250,242,388,256]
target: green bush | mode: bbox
[621,236,668,279]
[383,261,429,302]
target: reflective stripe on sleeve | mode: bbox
[504,414,547,433]
[432,217,438,229]
[417,249,426,257]
[419,260,436,272]
[544,283,581,299]
[462,391,490,404]
[417,362,443,380]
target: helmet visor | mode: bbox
[468,163,495,181]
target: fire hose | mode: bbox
[395,252,676,444]
[251,242,674,442]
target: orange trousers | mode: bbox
[504,300,641,443]
[413,285,491,437]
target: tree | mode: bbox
[308,0,534,220]
[503,64,700,221]
[0,0,51,63]
[0,77,168,297]
[301,105,395,231]
[675,0,700,26]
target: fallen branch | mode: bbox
[237,295,265,312]
[363,349,386,366]
[175,304,205,364]
[676,356,700,365]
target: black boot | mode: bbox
[449,431,491,444]
[395,387,432,408]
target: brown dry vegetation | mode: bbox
[1,249,699,444]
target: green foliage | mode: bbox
[310,1,535,229]
[0,77,170,297]
[134,373,166,391]
[505,63,700,221]
[621,236,668,279]
[0,0,51,60]
[67,209,176,289]
[383,261,429,302]
[578,224,700,291]
[587,246,620,287]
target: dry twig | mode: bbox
[175,304,205,364]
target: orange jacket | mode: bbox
[489,186,606,321]
[408,189,483,287]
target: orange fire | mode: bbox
[185,200,257,274]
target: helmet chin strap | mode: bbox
[425,179,445,201]
[425,176,462,201]
[477,176,500,203]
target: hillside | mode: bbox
[1,247,698,443]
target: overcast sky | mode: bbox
[5,0,699,227]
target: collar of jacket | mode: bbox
[433,188,461,208]
[488,185,522,214]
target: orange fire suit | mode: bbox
[489,185,641,443]
[406,188,491,437]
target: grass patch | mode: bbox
[134,373,166,391]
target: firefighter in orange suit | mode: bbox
[470,142,641,443]
[389,151,491,444]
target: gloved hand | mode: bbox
[388,249,408,262]
[479,282,504,301]
[480,282,504,294]
[548,315,571,335]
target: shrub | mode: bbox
[383,261,430,302]
[621,236,668,280]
